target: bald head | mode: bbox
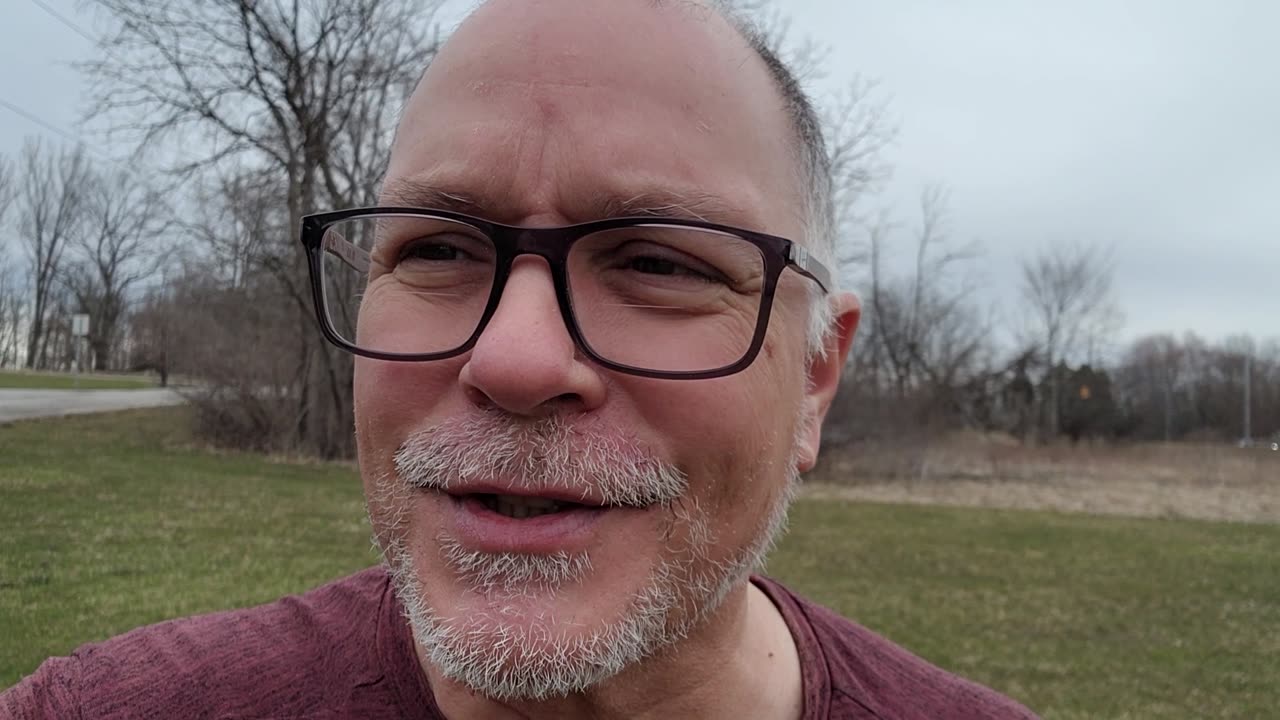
[396,0,831,251]
[386,2,838,351]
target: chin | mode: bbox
[369,446,797,700]
[385,538,691,701]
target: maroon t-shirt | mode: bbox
[2,568,1038,719]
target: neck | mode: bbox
[421,577,803,720]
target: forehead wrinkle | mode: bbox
[380,176,482,214]
[600,190,760,229]
[378,169,777,233]
[392,6,807,239]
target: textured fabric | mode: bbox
[753,577,1039,719]
[2,568,1038,719]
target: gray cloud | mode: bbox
[2,0,1275,346]
[788,0,1279,344]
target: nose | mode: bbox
[459,256,607,416]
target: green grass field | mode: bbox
[0,370,156,390]
[2,408,1277,718]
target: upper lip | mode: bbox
[441,482,613,507]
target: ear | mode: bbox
[795,292,860,472]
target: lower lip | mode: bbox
[443,493,614,554]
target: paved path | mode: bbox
[0,388,185,424]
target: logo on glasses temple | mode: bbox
[324,229,371,274]
[791,245,810,267]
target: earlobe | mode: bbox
[793,407,821,472]
[796,292,861,473]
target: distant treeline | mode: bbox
[0,0,1274,458]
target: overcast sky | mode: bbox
[2,0,1276,350]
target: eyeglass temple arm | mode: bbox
[323,228,371,274]
[788,244,831,293]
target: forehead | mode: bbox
[386,0,803,234]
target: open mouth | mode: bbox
[471,493,593,519]
[442,489,632,553]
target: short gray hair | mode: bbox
[715,5,838,356]
[429,1,841,355]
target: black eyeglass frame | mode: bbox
[300,207,832,380]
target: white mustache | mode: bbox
[392,410,688,508]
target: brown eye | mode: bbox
[628,256,679,276]
[402,242,463,262]
[398,235,489,265]
[619,249,725,284]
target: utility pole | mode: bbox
[1242,352,1252,445]
[1163,376,1173,443]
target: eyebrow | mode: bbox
[597,190,753,226]
[380,177,757,228]
[381,177,483,214]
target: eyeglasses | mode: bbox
[300,208,831,380]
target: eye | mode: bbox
[403,242,459,261]
[627,256,691,276]
[615,244,726,284]
[398,236,484,264]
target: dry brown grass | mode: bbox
[807,434,1280,523]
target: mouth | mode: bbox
[469,492,597,519]
[438,488,639,554]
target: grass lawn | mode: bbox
[0,370,156,390]
[2,409,1278,718]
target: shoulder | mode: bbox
[754,576,1039,720]
[2,567,392,720]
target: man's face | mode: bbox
[355,0,836,700]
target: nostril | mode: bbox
[462,383,496,410]
[461,380,584,416]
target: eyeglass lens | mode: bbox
[319,214,767,373]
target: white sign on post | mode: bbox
[72,313,90,337]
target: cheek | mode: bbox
[625,348,804,540]
[356,360,470,558]
[354,358,463,488]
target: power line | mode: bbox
[15,0,257,187]
[0,92,190,221]
[12,0,204,175]
[0,96,104,158]
[25,0,100,46]
[6,1,109,158]
[5,5,182,173]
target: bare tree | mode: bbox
[826,79,896,266]
[85,0,892,457]
[0,153,13,221]
[16,139,89,370]
[1118,334,1184,441]
[84,0,444,457]
[185,166,285,291]
[0,153,27,370]
[0,266,24,368]
[1112,332,1279,443]
[0,154,18,367]
[721,0,896,273]
[828,185,992,457]
[61,169,172,370]
[861,186,985,399]
[721,0,829,83]
[1019,241,1118,439]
